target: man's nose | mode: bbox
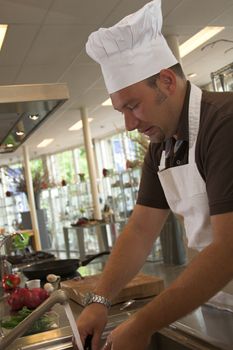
[124,111,139,131]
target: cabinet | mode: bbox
[211,62,233,91]
[0,188,23,233]
[101,168,163,262]
[103,168,141,220]
[40,182,93,251]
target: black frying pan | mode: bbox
[22,251,110,280]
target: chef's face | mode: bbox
[110,72,177,143]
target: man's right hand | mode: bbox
[76,303,108,350]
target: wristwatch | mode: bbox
[83,292,111,309]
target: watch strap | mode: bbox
[83,292,111,309]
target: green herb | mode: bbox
[1,307,57,334]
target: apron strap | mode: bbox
[188,84,202,164]
[189,84,202,149]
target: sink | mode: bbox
[5,326,73,350]
[6,323,220,350]
[2,297,222,350]
[9,329,215,350]
[16,336,73,350]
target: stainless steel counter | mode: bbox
[173,304,233,350]
[56,296,233,349]
[3,297,233,350]
[2,257,233,350]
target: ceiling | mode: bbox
[0,0,233,165]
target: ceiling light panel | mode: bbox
[37,138,54,148]
[102,98,112,106]
[0,24,8,51]
[69,118,93,131]
[179,26,225,58]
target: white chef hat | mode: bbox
[86,0,177,94]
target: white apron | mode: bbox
[158,84,213,251]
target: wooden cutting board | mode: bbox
[61,273,164,306]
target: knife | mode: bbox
[84,335,92,350]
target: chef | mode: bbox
[76,1,233,349]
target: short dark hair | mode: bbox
[146,63,185,87]
[169,63,186,78]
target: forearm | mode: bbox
[136,240,233,335]
[94,207,169,300]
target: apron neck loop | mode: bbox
[189,84,202,150]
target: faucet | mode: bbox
[0,290,69,350]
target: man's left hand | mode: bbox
[101,314,151,350]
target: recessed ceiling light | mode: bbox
[0,24,8,51]
[16,131,24,136]
[187,73,197,78]
[28,114,40,120]
[37,138,54,148]
[69,118,93,131]
[102,98,112,106]
[179,26,225,58]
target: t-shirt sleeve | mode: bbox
[137,143,169,209]
[197,113,233,215]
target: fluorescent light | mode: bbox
[179,26,224,58]
[102,98,112,106]
[69,118,93,131]
[0,25,8,51]
[37,138,54,148]
[29,114,40,121]
[187,73,197,78]
[16,131,24,136]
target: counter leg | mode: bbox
[76,228,86,261]
[97,224,109,252]
[63,227,70,259]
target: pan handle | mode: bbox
[80,251,110,266]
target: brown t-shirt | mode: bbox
[137,81,233,216]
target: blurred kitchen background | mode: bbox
[0,0,233,265]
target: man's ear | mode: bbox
[158,69,176,94]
